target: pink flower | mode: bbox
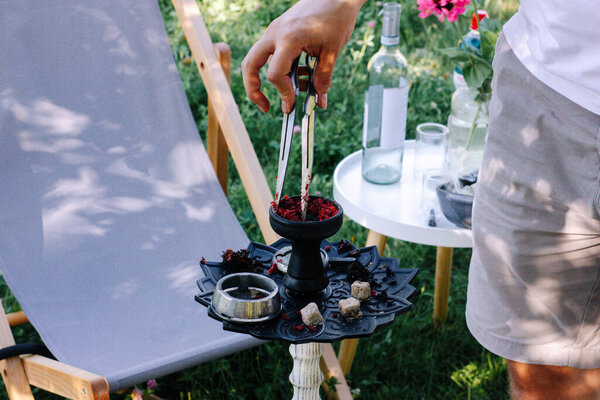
[417,0,470,23]
[146,379,157,390]
[131,388,143,400]
[293,125,301,134]
[254,2,261,10]
[376,1,382,5]
[368,20,376,28]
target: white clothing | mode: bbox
[503,1,600,115]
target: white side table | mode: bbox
[333,141,473,375]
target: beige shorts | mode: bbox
[466,33,600,368]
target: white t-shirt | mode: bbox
[503,1,600,115]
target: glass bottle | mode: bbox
[446,86,489,178]
[361,2,409,184]
[446,10,489,180]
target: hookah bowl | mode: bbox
[269,196,343,299]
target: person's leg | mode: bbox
[508,360,600,400]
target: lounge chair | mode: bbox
[0,0,349,398]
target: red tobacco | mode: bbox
[272,196,338,222]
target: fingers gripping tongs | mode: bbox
[274,55,317,221]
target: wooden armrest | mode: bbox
[21,355,109,400]
[7,311,28,327]
[171,0,279,244]
[320,344,353,400]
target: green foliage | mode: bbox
[419,0,504,106]
[451,355,508,400]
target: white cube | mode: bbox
[338,297,362,318]
[351,281,371,301]
[300,302,323,326]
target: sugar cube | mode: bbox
[351,281,371,301]
[338,297,362,318]
[300,302,323,326]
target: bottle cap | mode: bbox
[381,3,401,46]
[470,10,488,30]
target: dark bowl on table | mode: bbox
[436,184,474,229]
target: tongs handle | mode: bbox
[300,55,317,221]
[302,55,317,113]
[274,56,301,207]
[290,56,300,101]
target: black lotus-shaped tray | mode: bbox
[195,239,418,344]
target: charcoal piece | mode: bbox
[459,170,478,187]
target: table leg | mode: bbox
[433,246,453,326]
[337,339,359,377]
[364,230,388,253]
[337,230,388,376]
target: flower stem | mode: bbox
[470,0,480,27]
[465,100,482,151]
[452,22,475,70]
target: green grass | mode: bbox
[1,0,518,398]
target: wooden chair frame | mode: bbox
[0,1,352,398]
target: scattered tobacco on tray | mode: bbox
[220,248,263,274]
[346,260,370,282]
[348,249,361,258]
[374,291,394,305]
[337,240,354,253]
[272,195,337,221]
[268,261,280,275]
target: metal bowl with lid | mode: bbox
[210,272,281,323]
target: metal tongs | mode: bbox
[274,54,317,221]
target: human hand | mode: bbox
[242,0,366,113]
